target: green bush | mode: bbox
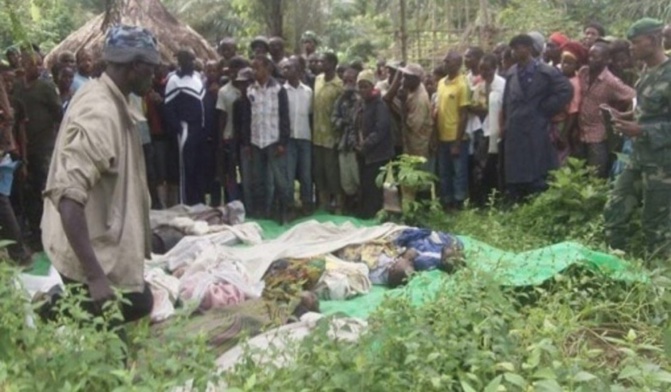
[0,264,221,392]
[226,267,671,391]
[510,158,608,244]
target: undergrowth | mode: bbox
[226,267,671,391]
[3,159,669,391]
[0,264,221,391]
[224,159,671,391]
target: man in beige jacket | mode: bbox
[41,25,159,323]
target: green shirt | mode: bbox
[312,74,344,148]
[13,79,61,156]
[632,58,671,168]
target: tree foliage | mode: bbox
[3,0,671,63]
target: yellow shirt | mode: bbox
[435,74,469,142]
[41,73,151,293]
[313,74,344,148]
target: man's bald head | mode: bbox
[443,50,463,76]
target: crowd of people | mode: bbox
[0,17,670,275]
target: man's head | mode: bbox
[233,66,254,92]
[251,54,273,83]
[218,37,237,60]
[350,59,364,73]
[584,22,606,48]
[509,34,535,64]
[250,36,270,57]
[58,51,76,68]
[308,52,321,75]
[319,52,338,75]
[545,32,569,64]
[176,49,196,75]
[268,36,284,59]
[205,60,220,84]
[664,25,671,51]
[227,56,250,79]
[464,46,484,72]
[587,42,611,74]
[301,31,319,55]
[479,54,498,83]
[292,55,307,76]
[280,57,299,82]
[442,51,463,76]
[357,69,376,100]
[21,51,40,81]
[342,67,358,89]
[425,64,445,95]
[102,24,160,96]
[76,49,93,76]
[527,31,546,58]
[609,39,633,75]
[5,48,20,69]
[336,64,346,80]
[627,18,665,62]
[399,63,424,91]
[58,66,75,92]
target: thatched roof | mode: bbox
[44,0,217,66]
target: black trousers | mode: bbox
[358,159,388,219]
[42,275,154,326]
[25,153,50,245]
[0,193,30,262]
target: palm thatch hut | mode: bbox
[44,0,217,67]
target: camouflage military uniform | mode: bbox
[604,58,671,255]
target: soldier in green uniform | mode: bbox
[603,18,671,258]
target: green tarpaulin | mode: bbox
[320,237,648,319]
[254,213,647,319]
[27,213,647,320]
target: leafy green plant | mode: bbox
[225,265,671,391]
[0,263,221,391]
[509,158,608,243]
[376,154,440,225]
[376,154,437,191]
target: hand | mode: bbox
[275,144,286,157]
[601,104,633,121]
[613,118,643,137]
[88,276,115,312]
[449,143,461,157]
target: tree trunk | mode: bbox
[261,0,283,37]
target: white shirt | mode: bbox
[482,75,506,154]
[216,83,241,140]
[248,79,283,149]
[284,81,313,140]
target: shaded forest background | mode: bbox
[2,0,671,65]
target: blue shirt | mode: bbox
[71,72,91,94]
